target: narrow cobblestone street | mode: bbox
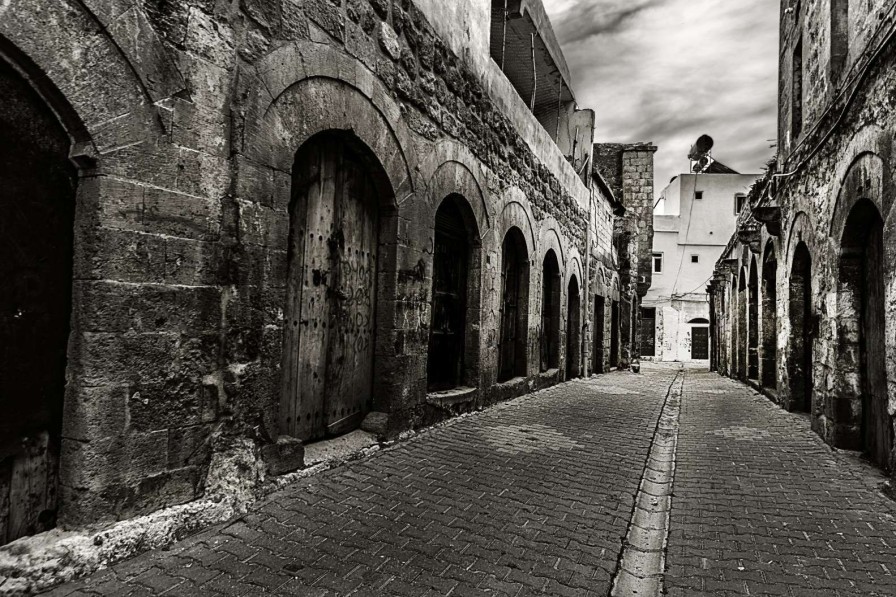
[44,364,896,596]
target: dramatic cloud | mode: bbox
[544,0,779,194]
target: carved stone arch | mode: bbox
[0,0,178,149]
[496,190,537,257]
[426,159,489,239]
[420,139,490,235]
[243,76,413,206]
[538,225,568,278]
[785,211,815,277]
[244,41,416,203]
[565,253,584,289]
[830,152,887,245]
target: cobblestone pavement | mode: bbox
[666,368,896,597]
[43,364,896,596]
[44,366,675,597]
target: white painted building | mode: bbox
[641,165,761,361]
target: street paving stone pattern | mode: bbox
[44,363,896,596]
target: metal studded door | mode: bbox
[691,327,709,360]
[282,136,378,441]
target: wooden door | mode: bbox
[428,203,469,390]
[499,238,523,382]
[593,297,605,373]
[863,222,891,467]
[640,308,656,357]
[691,327,709,360]
[0,59,76,544]
[282,136,378,441]
[610,300,620,368]
[565,279,581,378]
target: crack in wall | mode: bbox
[609,365,684,596]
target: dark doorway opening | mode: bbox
[428,197,472,391]
[761,247,778,389]
[838,199,891,468]
[566,276,581,378]
[498,228,530,382]
[540,250,561,372]
[788,242,812,413]
[610,300,620,369]
[593,296,605,374]
[737,269,747,378]
[281,133,385,441]
[640,307,656,357]
[748,262,759,380]
[0,58,77,544]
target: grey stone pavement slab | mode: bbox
[666,368,896,597]
[41,364,896,596]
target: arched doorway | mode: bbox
[280,132,386,441]
[688,318,710,360]
[428,195,480,391]
[1,57,77,543]
[498,228,530,382]
[593,296,605,374]
[788,242,812,413]
[566,276,581,378]
[540,250,561,372]
[761,246,778,389]
[748,260,759,380]
[610,300,620,369]
[837,199,891,467]
[737,269,747,378]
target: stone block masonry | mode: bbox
[708,0,896,477]
[0,0,655,572]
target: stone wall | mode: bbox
[594,143,657,368]
[710,0,896,474]
[0,0,648,541]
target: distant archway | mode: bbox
[761,245,778,389]
[566,275,581,378]
[747,260,759,380]
[788,242,813,413]
[498,228,530,382]
[540,250,561,371]
[737,268,748,378]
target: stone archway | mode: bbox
[280,131,394,441]
[747,259,759,381]
[788,242,813,413]
[737,268,748,379]
[498,228,530,382]
[566,275,581,379]
[836,199,890,467]
[0,55,78,544]
[427,194,481,391]
[761,244,778,390]
[540,249,562,372]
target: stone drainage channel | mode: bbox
[609,365,685,597]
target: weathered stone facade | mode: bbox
[595,143,658,368]
[0,0,654,562]
[709,0,896,473]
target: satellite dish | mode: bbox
[687,134,715,161]
[695,134,714,154]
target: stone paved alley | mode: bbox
[43,364,896,596]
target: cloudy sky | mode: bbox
[542,0,780,195]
